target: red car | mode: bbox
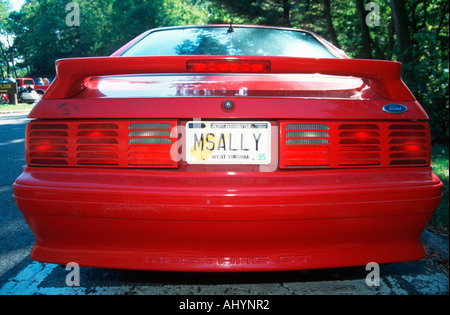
[13,25,443,272]
[15,77,51,96]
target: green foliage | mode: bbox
[431,144,449,230]
[1,0,448,143]
[1,0,13,80]
[8,0,71,76]
[3,0,209,76]
[401,1,449,144]
[0,0,8,23]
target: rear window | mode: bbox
[120,27,337,58]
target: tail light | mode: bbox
[127,123,177,167]
[279,121,430,169]
[26,120,178,168]
[338,124,382,166]
[27,119,430,170]
[280,123,331,167]
[186,60,271,73]
[76,123,120,166]
[388,124,429,165]
[28,123,70,165]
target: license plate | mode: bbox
[185,121,271,164]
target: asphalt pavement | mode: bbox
[0,113,448,298]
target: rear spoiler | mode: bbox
[44,56,415,101]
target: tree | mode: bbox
[4,0,448,143]
[281,0,291,27]
[355,0,373,58]
[0,0,14,79]
[322,0,340,48]
[209,0,295,26]
[7,0,208,76]
[390,0,412,63]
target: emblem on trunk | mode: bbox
[382,104,408,114]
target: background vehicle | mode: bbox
[16,77,50,96]
[17,85,41,103]
[0,93,9,104]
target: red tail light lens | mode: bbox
[338,124,381,166]
[26,120,178,168]
[388,124,429,165]
[186,60,271,73]
[279,121,430,169]
[280,122,331,168]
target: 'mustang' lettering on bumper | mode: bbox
[145,255,311,266]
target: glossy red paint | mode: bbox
[14,166,442,271]
[42,55,414,101]
[13,25,443,272]
[29,98,428,121]
[75,72,379,100]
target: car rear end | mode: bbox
[13,26,443,272]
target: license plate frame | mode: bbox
[185,121,271,165]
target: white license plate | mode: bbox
[185,121,271,164]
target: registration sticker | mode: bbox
[186,121,271,164]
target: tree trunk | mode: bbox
[390,0,412,63]
[387,18,395,60]
[281,0,291,27]
[355,0,373,59]
[322,0,340,48]
[436,0,448,38]
[0,43,11,75]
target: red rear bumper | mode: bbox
[13,167,443,272]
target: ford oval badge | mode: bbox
[383,104,408,114]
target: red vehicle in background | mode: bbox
[0,93,8,104]
[16,77,51,96]
[13,25,443,272]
